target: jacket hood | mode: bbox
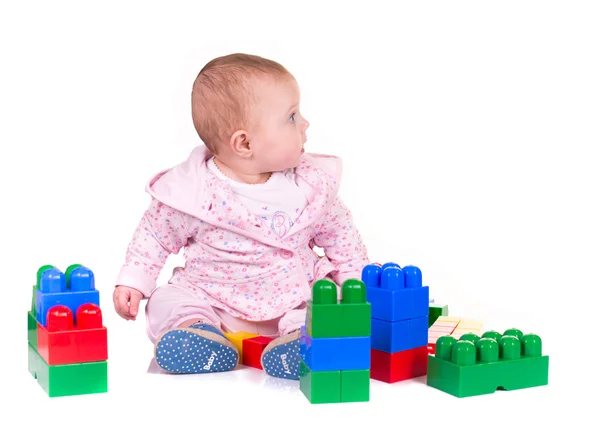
[145,145,343,250]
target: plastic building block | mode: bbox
[428,316,484,354]
[28,343,108,397]
[28,311,38,350]
[242,335,273,369]
[427,329,549,398]
[364,262,429,383]
[428,303,448,327]
[299,361,370,404]
[371,346,428,383]
[224,331,258,363]
[300,361,341,404]
[306,279,371,338]
[28,263,108,397]
[341,369,370,402]
[300,277,372,404]
[35,264,100,327]
[362,263,429,322]
[451,318,484,338]
[37,303,108,365]
[300,325,370,371]
[371,315,428,353]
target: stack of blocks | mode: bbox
[427,328,549,397]
[28,264,108,397]
[299,279,371,404]
[362,262,429,383]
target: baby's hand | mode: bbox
[113,286,143,321]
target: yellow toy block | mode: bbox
[428,315,485,353]
[450,318,484,338]
[436,316,461,323]
[455,318,484,329]
[224,331,259,362]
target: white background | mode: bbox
[1,0,597,419]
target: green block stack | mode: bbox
[300,279,371,404]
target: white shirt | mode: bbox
[208,158,309,237]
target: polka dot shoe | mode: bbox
[260,330,301,380]
[154,323,238,374]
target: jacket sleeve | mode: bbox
[115,198,192,298]
[312,196,370,286]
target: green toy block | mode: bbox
[300,360,341,404]
[428,303,448,327]
[427,329,549,398]
[28,311,38,350]
[341,369,370,402]
[300,360,370,404]
[28,343,108,397]
[306,279,371,338]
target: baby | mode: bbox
[113,53,369,380]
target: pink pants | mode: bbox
[145,283,307,344]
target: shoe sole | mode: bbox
[261,330,301,380]
[154,327,238,374]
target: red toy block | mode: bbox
[370,346,428,383]
[241,336,274,369]
[37,303,108,365]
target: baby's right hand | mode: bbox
[113,286,144,321]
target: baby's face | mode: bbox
[249,76,309,172]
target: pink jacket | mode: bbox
[115,145,369,321]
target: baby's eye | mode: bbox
[289,113,296,122]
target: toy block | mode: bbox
[341,369,370,402]
[241,335,274,369]
[362,263,429,322]
[300,325,370,371]
[28,343,108,397]
[37,303,108,365]
[299,361,370,404]
[28,311,38,350]
[299,360,341,404]
[428,303,448,327]
[451,318,484,338]
[427,329,549,398]
[224,331,259,363]
[306,279,371,338]
[371,315,428,353]
[428,316,461,354]
[35,264,100,327]
[371,346,428,383]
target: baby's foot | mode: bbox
[155,322,238,374]
[260,329,301,380]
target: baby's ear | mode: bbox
[230,129,252,157]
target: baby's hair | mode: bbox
[191,53,292,154]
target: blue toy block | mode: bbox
[371,315,428,353]
[299,325,370,371]
[35,265,100,327]
[362,263,429,322]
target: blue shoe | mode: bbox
[154,322,239,374]
[261,330,301,380]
